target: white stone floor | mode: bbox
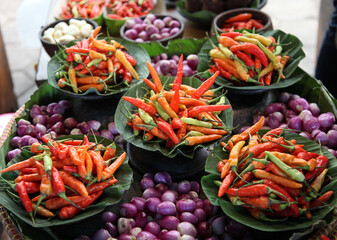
[0,0,323,109]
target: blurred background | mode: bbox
[0,0,332,109]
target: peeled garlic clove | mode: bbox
[69,19,81,27]
[42,35,56,43]
[43,27,55,37]
[78,20,88,28]
[79,24,93,37]
[53,29,63,40]
[54,21,68,31]
[65,24,80,37]
[58,34,75,44]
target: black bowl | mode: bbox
[39,18,98,58]
[212,8,273,35]
[120,14,184,46]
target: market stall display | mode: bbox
[2,1,337,239]
[0,134,132,228]
[202,127,337,231]
[48,26,151,99]
[198,30,305,90]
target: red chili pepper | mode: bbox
[157,118,179,145]
[170,54,184,113]
[143,78,157,93]
[188,105,230,118]
[59,191,103,219]
[263,179,299,217]
[63,165,78,173]
[123,71,132,84]
[230,43,269,67]
[296,151,319,160]
[20,181,40,194]
[251,19,264,29]
[191,71,219,99]
[42,136,60,157]
[214,61,233,79]
[16,181,33,220]
[171,118,184,129]
[65,48,90,54]
[123,51,137,66]
[51,167,81,209]
[218,170,235,197]
[220,32,243,38]
[305,155,328,181]
[225,13,253,23]
[264,71,273,86]
[320,235,331,240]
[19,168,39,174]
[310,190,334,208]
[235,51,254,67]
[122,96,157,115]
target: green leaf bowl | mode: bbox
[0,135,132,229]
[197,29,306,92]
[201,130,337,232]
[115,76,233,159]
[47,38,151,100]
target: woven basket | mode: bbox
[0,106,25,240]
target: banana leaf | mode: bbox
[139,38,207,58]
[197,29,306,90]
[47,38,150,99]
[115,76,233,158]
[0,135,132,229]
[176,0,267,27]
[202,130,337,232]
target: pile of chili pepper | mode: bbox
[122,55,231,150]
[221,13,265,31]
[208,30,289,86]
[59,0,105,19]
[56,26,139,94]
[215,117,333,221]
[106,0,155,19]
[0,135,126,221]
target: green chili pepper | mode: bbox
[138,108,156,126]
[181,118,226,129]
[76,71,90,78]
[43,154,53,174]
[265,151,305,182]
[87,58,102,68]
[181,117,214,128]
[218,44,235,60]
[150,91,171,122]
[273,45,283,56]
[55,71,67,79]
[72,5,80,18]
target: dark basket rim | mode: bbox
[213,7,273,33]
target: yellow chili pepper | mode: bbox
[68,66,78,93]
[89,50,107,61]
[115,49,139,80]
